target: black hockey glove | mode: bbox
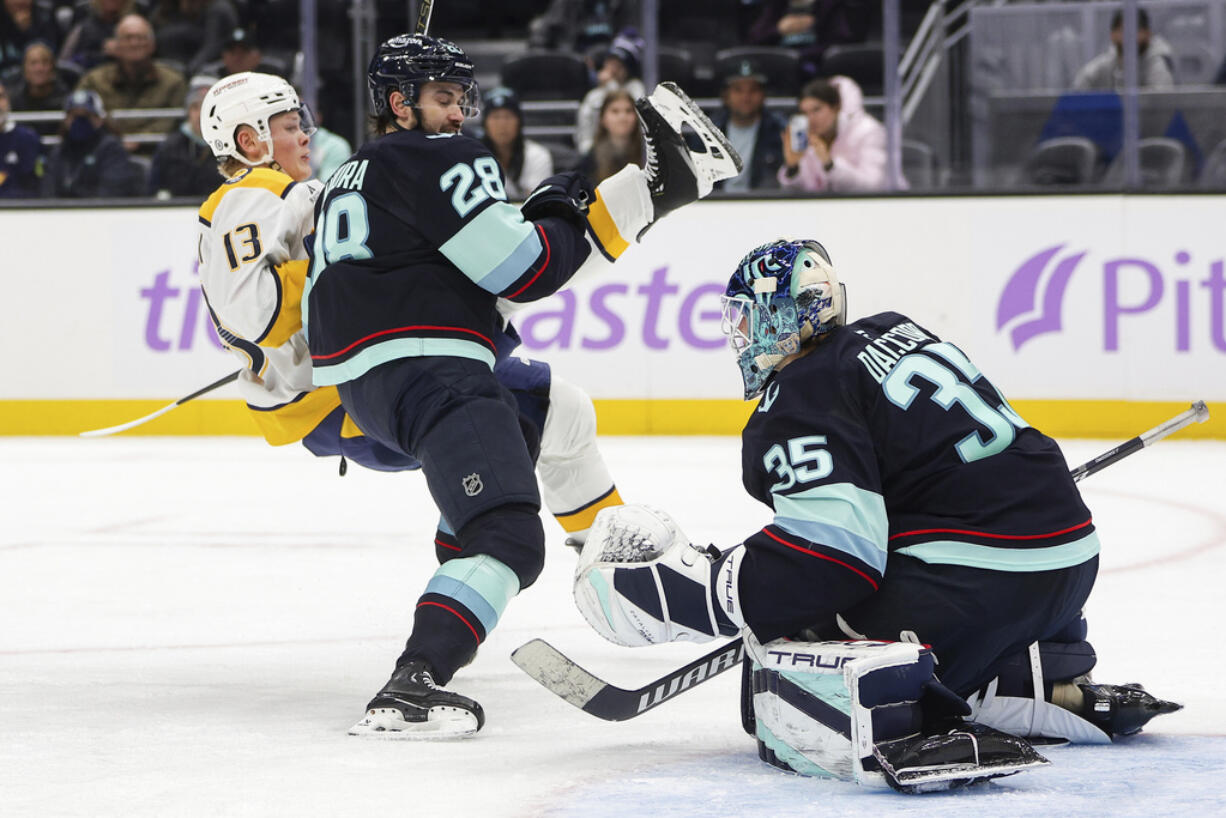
[520,171,595,231]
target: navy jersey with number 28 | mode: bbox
[304,129,591,387]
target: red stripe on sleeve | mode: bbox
[505,225,551,300]
[760,527,880,591]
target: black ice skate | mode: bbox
[348,660,485,739]
[1076,682,1182,737]
[634,82,742,234]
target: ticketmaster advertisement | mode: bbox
[2,197,1222,412]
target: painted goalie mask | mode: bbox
[720,238,846,399]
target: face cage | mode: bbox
[720,294,802,399]
[401,78,482,119]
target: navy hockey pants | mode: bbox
[814,553,1099,696]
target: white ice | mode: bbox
[2,435,1224,817]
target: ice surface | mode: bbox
[1,436,1223,817]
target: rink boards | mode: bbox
[2,194,1223,438]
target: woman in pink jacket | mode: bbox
[778,75,902,192]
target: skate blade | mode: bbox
[645,82,744,192]
[890,756,1050,794]
[348,705,480,740]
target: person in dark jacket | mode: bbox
[148,73,218,197]
[42,88,143,197]
[747,0,871,79]
[0,77,42,197]
[0,0,59,73]
[7,41,69,134]
[710,58,785,192]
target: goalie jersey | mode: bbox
[305,129,593,387]
[737,311,1100,640]
[197,167,340,445]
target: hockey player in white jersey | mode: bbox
[195,71,625,546]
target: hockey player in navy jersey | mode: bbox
[197,71,627,543]
[304,34,742,738]
[574,238,1180,790]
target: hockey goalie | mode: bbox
[571,237,1181,792]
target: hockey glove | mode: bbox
[520,171,595,231]
[573,504,742,647]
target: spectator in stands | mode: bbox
[42,88,143,197]
[77,14,187,145]
[148,73,217,198]
[778,75,894,193]
[528,0,641,54]
[60,0,134,71]
[150,0,238,76]
[1,0,59,72]
[0,77,42,197]
[574,29,645,154]
[8,41,70,132]
[198,28,283,79]
[577,88,642,185]
[1073,8,1174,91]
[747,0,872,80]
[711,58,785,192]
[479,86,553,199]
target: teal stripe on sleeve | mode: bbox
[425,554,520,634]
[312,337,496,386]
[772,483,889,573]
[895,530,1101,572]
[439,202,542,294]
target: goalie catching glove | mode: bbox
[574,504,744,647]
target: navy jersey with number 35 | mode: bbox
[736,312,1099,641]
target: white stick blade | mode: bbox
[78,404,175,438]
[511,639,606,708]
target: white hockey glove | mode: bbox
[573,504,743,647]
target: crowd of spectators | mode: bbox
[5,2,1226,201]
[0,0,327,200]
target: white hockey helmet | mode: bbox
[201,72,315,166]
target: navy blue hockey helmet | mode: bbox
[721,238,846,399]
[367,34,480,120]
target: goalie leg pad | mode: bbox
[746,633,1047,792]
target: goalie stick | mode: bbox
[512,399,1212,721]
[79,370,240,438]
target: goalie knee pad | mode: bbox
[746,633,1047,792]
[968,640,1113,744]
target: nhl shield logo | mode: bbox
[462,473,484,497]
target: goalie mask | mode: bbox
[202,72,315,166]
[368,34,480,121]
[721,238,846,400]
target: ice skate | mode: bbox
[634,82,742,228]
[1074,681,1182,737]
[349,660,484,739]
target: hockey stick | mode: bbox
[415,0,433,35]
[513,400,1211,721]
[511,637,745,721]
[79,370,241,438]
[1069,400,1209,482]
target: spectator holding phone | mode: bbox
[779,75,898,193]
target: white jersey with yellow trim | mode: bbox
[197,167,338,445]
